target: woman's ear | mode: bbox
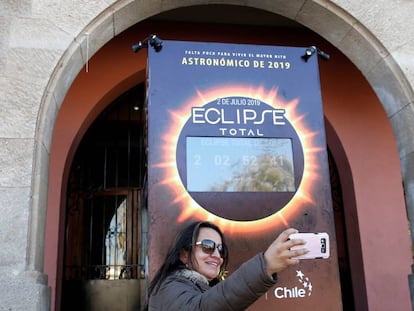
[179,249,189,265]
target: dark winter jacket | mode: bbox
[148,253,277,310]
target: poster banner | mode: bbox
[147,40,342,310]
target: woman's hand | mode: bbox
[263,228,308,276]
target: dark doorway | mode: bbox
[61,84,147,310]
[328,149,356,310]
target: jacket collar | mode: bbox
[174,269,209,287]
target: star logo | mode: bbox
[296,270,313,296]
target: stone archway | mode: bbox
[31,1,414,310]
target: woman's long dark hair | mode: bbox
[146,221,228,301]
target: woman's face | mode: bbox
[189,227,224,281]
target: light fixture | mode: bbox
[301,46,316,62]
[301,46,330,62]
[132,34,163,53]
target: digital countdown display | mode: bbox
[186,136,295,192]
[175,96,304,221]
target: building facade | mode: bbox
[1,1,414,310]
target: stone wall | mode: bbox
[0,0,413,310]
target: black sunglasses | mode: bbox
[195,239,227,258]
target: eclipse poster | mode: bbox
[147,40,342,310]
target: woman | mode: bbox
[146,221,307,310]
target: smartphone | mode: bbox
[289,232,330,259]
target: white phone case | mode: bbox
[289,232,330,259]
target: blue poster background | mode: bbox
[147,40,342,310]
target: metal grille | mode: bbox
[63,84,146,281]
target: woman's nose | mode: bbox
[211,247,221,257]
